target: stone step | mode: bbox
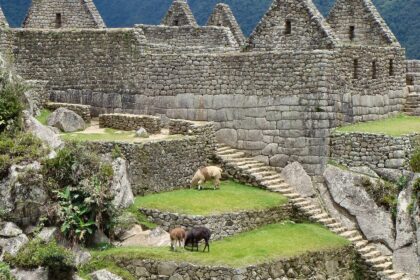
[282,192,300,199]
[372,261,392,271]
[247,166,273,174]
[348,235,363,242]
[294,200,312,207]
[305,208,323,216]
[340,230,359,239]
[326,222,343,230]
[363,250,381,259]
[217,146,233,152]
[261,178,285,186]
[311,213,329,220]
[269,182,290,189]
[272,187,294,194]
[290,197,307,203]
[354,240,369,249]
[358,245,376,254]
[318,218,336,224]
[219,152,246,158]
[368,256,390,266]
[217,148,241,155]
[331,227,347,234]
[253,171,278,177]
[386,272,406,280]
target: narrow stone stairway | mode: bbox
[215,144,410,280]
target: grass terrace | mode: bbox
[336,114,420,136]
[133,180,288,215]
[80,223,350,279]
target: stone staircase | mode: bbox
[215,144,410,280]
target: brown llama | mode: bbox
[170,227,186,251]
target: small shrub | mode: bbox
[111,145,123,159]
[0,82,26,133]
[0,261,15,280]
[410,149,420,172]
[0,132,49,177]
[396,175,409,191]
[4,239,74,275]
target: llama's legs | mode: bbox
[214,177,221,190]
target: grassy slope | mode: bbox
[133,180,288,215]
[84,223,349,270]
[36,109,51,125]
[1,0,418,59]
[336,114,420,136]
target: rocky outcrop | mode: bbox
[0,222,23,238]
[111,158,134,209]
[324,165,395,250]
[11,267,49,280]
[90,269,123,280]
[393,177,420,277]
[23,111,63,150]
[0,162,48,227]
[0,233,29,258]
[47,107,85,132]
[281,162,315,198]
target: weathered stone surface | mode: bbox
[269,154,289,168]
[120,226,170,247]
[23,111,63,149]
[11,267,49,280]
[158,261,178,276]
[135,127,149,138]
[0,233,29,257]
[281,162,315,197]
[216,128,237,147]
[0,222,23,238]
[90,269,123,280]
[372,167,405,183]
[92,230,110,245]
[393,177,420,277]
[349,166,379,178]
[74,249,92,266]
[37,227,59,242]
[324,165,395,249]
[111,158,134,209]
[47,107,86,132]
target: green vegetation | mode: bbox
[79,259,136,280]
[410,149,420,172]
[0,79,26,133]
[335,114,420,136]
[61,128,136,142]
[36,109,52,125]
[0,261,15,280]
[42,142,117,245]
[125,207,157,230]
[133,180,287,216]
[0,132,49,177]
[84,223,349,269]
[4,239,74,275]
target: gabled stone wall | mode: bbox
[23,0,105,29]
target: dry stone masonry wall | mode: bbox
[86,119,216,195]
[140,204,303,240]
[330,132,418,169]
[46,102,91,122]
[109,246,367,280]
[99,113,161,133]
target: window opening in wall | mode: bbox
[349,26,355,41]
[372,60,377,79]
[285,20,291,35]
[389,59,394,76]
[353,59,358,79]
[55,13,62,28]
[174,19,179,26]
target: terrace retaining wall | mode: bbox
[140,203,305,240]
[87,121,216,195]
[330,132,419,169]
[99,113,161,133]
[109,246,372,279]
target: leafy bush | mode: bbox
[410,149,420,172]
[4,239,74,276]
[0,132,49,177]
[0,262,15,280]
[0,82,26,133]
[42,142,117,245]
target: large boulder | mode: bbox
[23,111,63,150]
[0,222,22,238]
[111,158,134,209]
[0,162,48,227]
[47,107,85,133]
[120,226,170,247]
[281,162,315,197]
[90,269,123,280]
[324,165,395,249]
[0,233,29,258]
[393,177,420,277]
[11,267,49,280]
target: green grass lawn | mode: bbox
[82,223,349,274]
[336,114,420,136]
[133,180,287,216]
[61,128,136,142]
[36,109,52,125]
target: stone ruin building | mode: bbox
[0,0,411,176]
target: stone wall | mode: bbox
[86,121,216,195]
[99,113,161,133]
[9,25,406,175]
[108,246,369,279]
[140,204,303,240]
[46,102,91,122]
[330,132,419,169]
[23,0,105,29]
